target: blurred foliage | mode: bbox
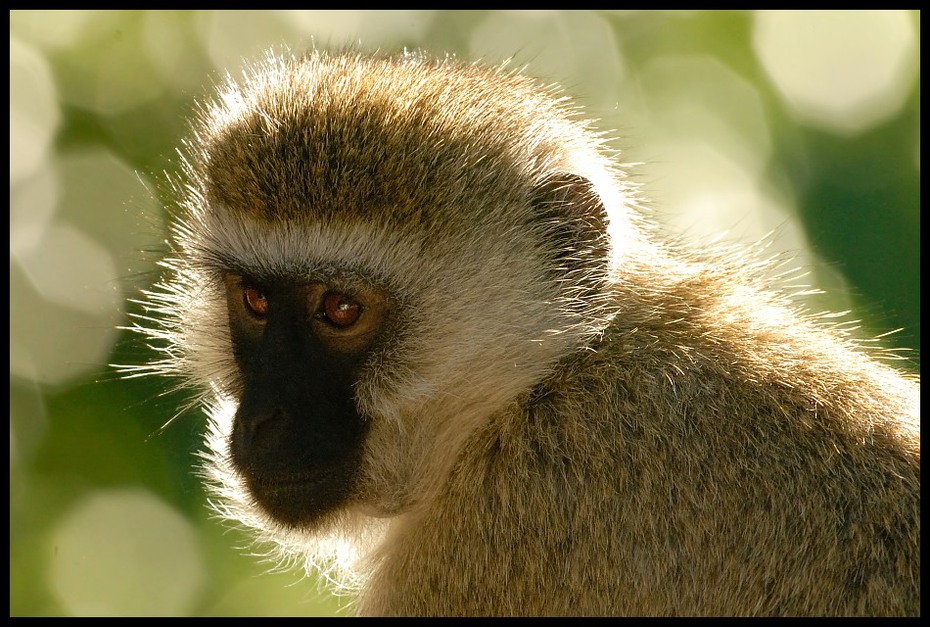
[10,10,919,617]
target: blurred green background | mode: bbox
[10,10,920,617]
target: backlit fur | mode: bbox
[132,49,919,616]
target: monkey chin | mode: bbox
[240,465,358,529]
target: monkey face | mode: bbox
[222,272,390,527]
[153,51,619,535]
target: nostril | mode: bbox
[231,403,284,461]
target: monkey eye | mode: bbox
[318,292,362,328]
[242,285,270,318]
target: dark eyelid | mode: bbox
[236,274,264,292]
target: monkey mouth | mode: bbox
[240,465,357,527]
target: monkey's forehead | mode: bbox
[183,51,608,228]
[182,202,419,286]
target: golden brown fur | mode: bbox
[363,259,919,615]
[137,49,919,616]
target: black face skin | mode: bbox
[223,273,387,528]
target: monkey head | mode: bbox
[146,51,628,540]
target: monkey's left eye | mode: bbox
[318,292,362,328]
[242,285,270,318]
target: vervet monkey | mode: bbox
[134,50,919,616]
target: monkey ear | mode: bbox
[532,171,608,234]
[532,171,611,280]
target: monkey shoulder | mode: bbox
[388,277,922,615]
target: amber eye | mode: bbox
[243,285,269,318]
[319,292,361,328]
